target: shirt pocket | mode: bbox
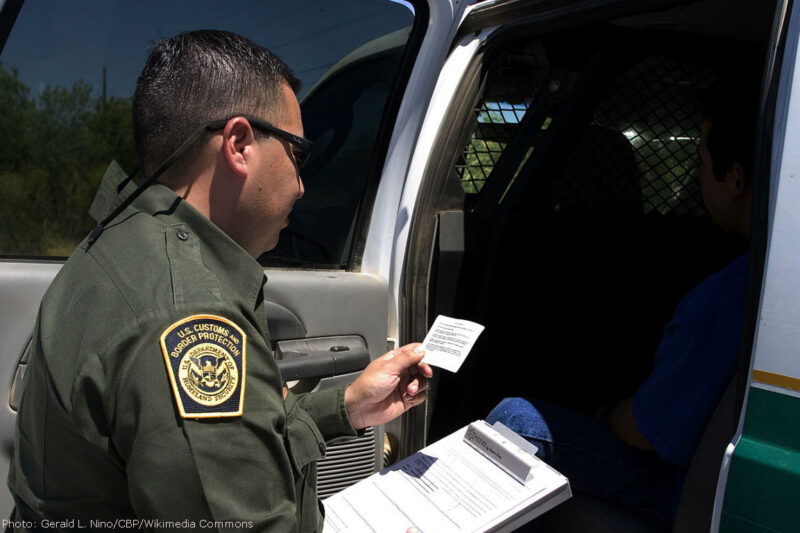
[284,394,326,533]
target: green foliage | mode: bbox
[0,64,34,171]
[0,63,136,256]
[460,137,505,194]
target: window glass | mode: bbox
[267,26,412,267]
[0,0,417,263]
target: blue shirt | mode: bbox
[632,253,749,468]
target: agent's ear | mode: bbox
[220,117,257,178]
[728,162,749,199]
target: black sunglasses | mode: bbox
[207,115,314,169]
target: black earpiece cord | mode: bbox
[87,119,227,247]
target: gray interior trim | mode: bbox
[0,261,62,517]
[265,301,307,341]
[263,270,389,361]
[276,335,371,380]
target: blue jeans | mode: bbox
[486,398,678,527]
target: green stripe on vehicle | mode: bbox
[721,386,800,532]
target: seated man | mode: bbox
[487,77,758,526]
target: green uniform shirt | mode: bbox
[8,184,356,531]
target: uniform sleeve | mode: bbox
[105,310,302,531]
[293,386,359,441]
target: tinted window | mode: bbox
[0,0,417,263]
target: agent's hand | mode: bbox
[345,343,433,430]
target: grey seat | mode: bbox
[536,375,740,532]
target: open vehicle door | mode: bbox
[715,1,800,530]
[0,0,472,517]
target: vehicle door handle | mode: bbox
[276,335,370,381]
[9,337,32,411]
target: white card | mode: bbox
[420,315,485,372]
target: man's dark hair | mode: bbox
[133,30,301,176]
[700,74,761,181]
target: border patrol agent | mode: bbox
[8,30,431,531]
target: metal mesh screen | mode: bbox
[458,42,719,216]
[456,43,550,193]
[592,55,718,215]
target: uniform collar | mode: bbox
[132,183,267,309]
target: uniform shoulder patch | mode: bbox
[160,315,246,418]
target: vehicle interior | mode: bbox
[408,0,777,530]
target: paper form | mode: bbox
[420,315,485,372]
[323,425,571,533]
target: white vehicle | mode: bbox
[1,0,797,530]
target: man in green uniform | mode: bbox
[7,30,431,531]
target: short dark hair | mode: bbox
[133,30,301,175]
[700,74,761,181]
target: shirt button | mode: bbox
[176,229,189,241]
[318,443,326,455]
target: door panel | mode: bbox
[264,271,389,501]
[0,262,61,515]
[0,264,388,516]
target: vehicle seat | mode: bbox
[672,369,740,532]
[479,123,657,416]
[537,374,740,532]
[539,492,664,533]
[538,123,641,214]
